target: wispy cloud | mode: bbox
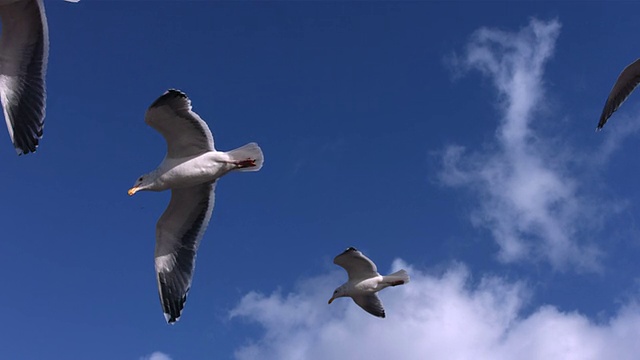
[139,352,172,360]
[230,260,640,360]
[440,18,606,271]
[594,112,640,165]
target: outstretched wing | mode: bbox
[598,58,640,130]
[0,0,48,155]
[145,89,214,158]
[333,247,379,281]
[154,182,216,323]
[352,294,386,318]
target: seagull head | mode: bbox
[128,173,157,196]
[328,285,348,304]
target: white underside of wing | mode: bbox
[155,253,177,273]
[0,75,16,140]
[154,183,216,323]
[334,248,380,281]
[145,90,215,159]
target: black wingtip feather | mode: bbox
[158,272,188,324]
[149,89,188,108]
[337,247,359,257]
[367,307,385,318]
[597,98,617,131]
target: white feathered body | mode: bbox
[144,141,263,192]
[341,269,410,296]
[153,152,236,190]
[347,276,386,294]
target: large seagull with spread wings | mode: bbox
[128,89,264,324]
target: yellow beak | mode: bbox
[128,187,139,196]
[328,297,335,304]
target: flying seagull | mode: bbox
[0,0,78,155]
[597,58,640,130]
[328,247,409,318]
[128,89,264,324]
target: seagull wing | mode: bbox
[145,89,214,158]
[333,247,379,281]
[0,0,48,154]
[352,294,386,318]
[598,58,640,130]
[154,181,216,324]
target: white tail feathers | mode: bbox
[228,142,264,172]
[383,269,410,286]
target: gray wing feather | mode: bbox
[333,247,379,281]
[0,0,48,155]
[598,58,640,130]
[352,294,386,318]
[145,89,215,158]
[154,182,216,323]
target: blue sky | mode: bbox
[3,1,640,359]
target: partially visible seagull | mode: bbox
[597,58,640,130]
[128,89,264,324]
[328,247,409,318]
[0,0,79,155]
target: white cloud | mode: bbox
[594,112,640,165]
[230,261,640,360]
[440,18,607,271]
[140,352,172,360]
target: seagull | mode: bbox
[128,89,264,324]
[328,247,409,318]
[0,0,78,155]
[597,58,640,130]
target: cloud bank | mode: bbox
[440,18,604,271]
[231,260,640,360]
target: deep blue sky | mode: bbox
[3,1,640,359]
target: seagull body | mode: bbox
[328,247,409,318]
[128,89,263,324]
[137,152,241,191]
[598,58,640,130]
[0,0,78,155]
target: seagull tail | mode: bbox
[383,269,410,286]
[228,142,264,172]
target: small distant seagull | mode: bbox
[128,89,264,324]
[0,0,79,155]
[597,58,640,130]
[328,247,409,318]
